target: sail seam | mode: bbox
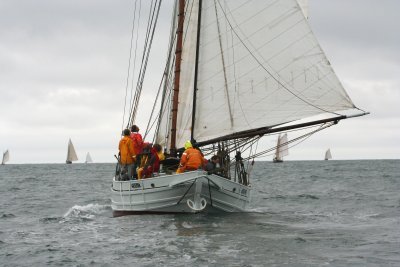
[215,0,341,116]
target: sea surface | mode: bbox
[0,160,399,266]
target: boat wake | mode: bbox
[63,203,110,220]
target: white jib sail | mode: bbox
[2,150,10,164]
[67,139,78,162]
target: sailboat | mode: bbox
[66,139,78,164]
[111,0,368,216]
[2,150,10,165]
[325,149,332,160]
[273,133,288,163]
[85,152,93,164]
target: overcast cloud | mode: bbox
[0,0,399,163]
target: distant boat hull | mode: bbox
[273,157,283,163]
[66,160,72,164]
[111,171,251,216]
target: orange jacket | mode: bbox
[119,136,135,164]
[177,147,205,173]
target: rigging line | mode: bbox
[127,0,143,127]
[215,0,341,116]
[129,1,157,121]
[132,1,161,114]
[250,123,333,160]
[128,0,159,124]
[122,0,139,131]
[129,0,162,124]
[154,9,177,144]
[213,0,233,127]
[144,70,166,139]
[126,1,152,125]
[127,0,154,123]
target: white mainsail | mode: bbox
[66,139,78,163]
[2,150,10,165]
[85,152,93,163]
[297,0,309,19]
[156,0,356,150]
[325,148,332,160]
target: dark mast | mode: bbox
[170,0,185,156]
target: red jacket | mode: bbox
[130,132,143,155]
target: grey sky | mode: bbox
[0,0,399,163]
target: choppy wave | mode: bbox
[1,161,399,266]
[1,213,16,219]
[63,203,110,220]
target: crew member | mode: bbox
[176,141,205,174]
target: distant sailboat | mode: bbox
[2,150,10,165]
[273,133,288,163]
[66,139,78,164]
[85,152,93,164]
[324,149,332,160]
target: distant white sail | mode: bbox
[273,133,289,162]
[66,139,78,164]
[85,152,93,163]
[325,148,332,160]
[2,150,10,165]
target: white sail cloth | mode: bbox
[67,139,78,162]
[2,150,10,164]
[325,148,332,160]
[85,152,93,163]
[278,133,289,158]
[157,0,355,150]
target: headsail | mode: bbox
[2,150,10,165]
[66,139,78,163]
[156,0,358,151]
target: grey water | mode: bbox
[0,160,399,266]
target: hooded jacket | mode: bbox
[177,147,205,173]
[119,136,135,164]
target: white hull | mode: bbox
[111,171,251,216]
